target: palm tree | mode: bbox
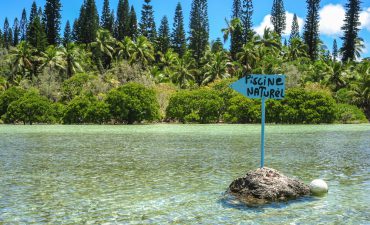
[221,18,241,42]
[157,49,179,82]
[40,45,65,72]
[91,29,116,70]
[129,36,155,67]
[350,62,370,119]
[202,51,230,85]
[237,42,258,74]
[9,41,34,79]
[323,61,348,91]
[172,51,195,88]
[59,43,83,78]
[117,37,134,62]
[288,37,308,61]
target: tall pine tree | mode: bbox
[332,39,338,62]
[242,0,253,42]
[340,0,362,62]
[3,18,12,48]
[128,6,138,39]
[289,13,300,42]
[157,16,170,54]
[43,0,62,45]
[139,0,157,42]
[76,0,100,44]
[13,18,20,46]
[20,9,28,41]
[171,2,186,57]
[115,0,130,40]
[101,0,114,33]
[28,1,38,30]
[63,20,72,46]
[28,11,47,51]
[230,0,244,59]
[303,0,320,61]
[189,0,209,61]
[271,0,286,37]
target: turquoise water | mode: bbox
[0,124,369,224]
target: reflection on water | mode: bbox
[0,124,369,224]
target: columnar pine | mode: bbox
[139,0,157,42]
[171,2,186,57]
[0,30,3,47]
[340,0,362,62]
[230,0,244,59]
[72,19,79,42]
[189,0,209,61]
[157,16,170,54]
[101,0,114,33]
[303,0,320,61]
[28,11,47,52]
[289,13,300,42]
[13,18,20,46]
[332,39,338,62]
[76,0,100,44]
[28,1,38,28]
[242,0,253,42]
[271,0,286,37]
[3,18,11,48]
[128,6,138,39]
[43,0,62,45]
[115,0,130,40]
[20,9,28,41]
[63,20,72,46]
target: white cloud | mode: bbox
[254,14,273,36]
[319,4,346,36]
[360,7,370,31]
[253,11,304,36]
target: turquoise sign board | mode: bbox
[230,74,286,168]
[230,74,286,100]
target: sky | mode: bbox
[0,0,369,58]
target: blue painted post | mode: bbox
[261,96,266,168]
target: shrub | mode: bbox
[0,87,25,116]
[335,104,368,123]
[166,88,223,123]
[105,83,160,124]
[4,90,53,124]
[61,73,99,101]
[224,95,260,123]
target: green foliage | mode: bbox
[139,0,157,43]
[303,0,320,61]
[75,0,99,44]
[0,86,26,116]
[106,82,159,124]
[224,95,260,123]
[271,0,286,37]
[340,0,361,62]
[4,89,53,124]
[61,73,98,101]
[279,88,337,124]
[157,16,170,54]
[335,103,367,124]
[171,2,187,57]
[115,0,130,40]
[189,0,209,61]
[166,88,223,123]
[43,0,62,45]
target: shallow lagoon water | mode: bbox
[0,124,369,224]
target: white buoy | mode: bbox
[309,179,328,195]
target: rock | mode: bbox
[227,167,310,205]
[309,179,328,195]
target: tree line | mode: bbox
[0,0,369,124]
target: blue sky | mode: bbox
[1,0,370,57]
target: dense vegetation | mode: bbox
[0,0,368,124]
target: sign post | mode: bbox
[230,74,286,168]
